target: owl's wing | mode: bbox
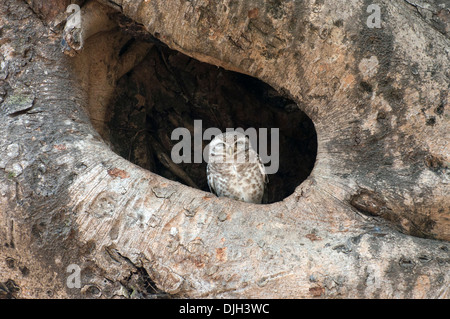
[206,165,218,196]
[257,154,269,184]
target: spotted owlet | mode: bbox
[206,131,267,204]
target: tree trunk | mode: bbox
[0,0,449,299]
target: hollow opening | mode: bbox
[103,32,317,204]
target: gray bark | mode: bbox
[0,0,449,298]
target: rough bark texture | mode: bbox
[0,0,449,298]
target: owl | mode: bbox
[206,131,267,204]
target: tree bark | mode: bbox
[0,0,449,298]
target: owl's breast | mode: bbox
[207,158,265,204]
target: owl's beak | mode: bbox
[227,146,233,156]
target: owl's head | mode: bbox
[207,132,256,163]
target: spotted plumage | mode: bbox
[206,132,267,204]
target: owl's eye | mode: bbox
[234,140,249,151]
[213,142,226,152]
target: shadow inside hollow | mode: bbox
[108,44,317,204]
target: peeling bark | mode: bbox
[0,0,449,299]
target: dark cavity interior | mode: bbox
[106,38,317,204]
